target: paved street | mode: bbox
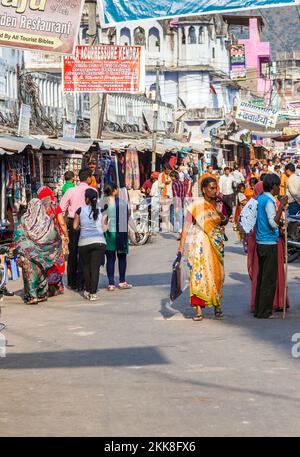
[1,228,300,437]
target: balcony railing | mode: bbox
[184,107,225,120]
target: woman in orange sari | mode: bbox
[176,177,228,321]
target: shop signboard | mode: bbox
[230,45,246,81]
[18,103,31,137]
[0,0,84,54]
[100,0,297,24]
[63,45,145,94]
[236,102,278,129]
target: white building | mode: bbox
[100,15,241,137]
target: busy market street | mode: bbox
[2,0,300,442]
[1,228,300,437]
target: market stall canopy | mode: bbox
[251,131,299,142]
[42,138,96,153]
[101,0,297,24]
[0,136,43,155]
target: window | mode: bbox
[120,27,131,46]
[259,58,270,79]
[148,27,160,52]
[198,26,204,44]
[212,47,216,59]
[134,27,146,46]
[182,28,186,44]
[188,26,197,44]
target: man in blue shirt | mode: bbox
[255,174,288,319]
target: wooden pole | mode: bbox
[87,0,100,139]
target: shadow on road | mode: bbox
[0,346,169,370]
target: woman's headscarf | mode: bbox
[17,199,62,270]
[22,199,53,244]
[253,182,264,200]
[37,186,55,202]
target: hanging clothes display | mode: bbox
[42,153,83,201]
[126,146,140,190]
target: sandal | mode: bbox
[215,310,224,319]
[26,300,39,306]
[118,282,133,290]
[193,314,204,321]
[107,285,116,291]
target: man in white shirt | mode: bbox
[285,163,300,215]
[232,166,245,185]
[219,167,236,212]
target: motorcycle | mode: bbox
[287,213,300,263]
[129,197,157,246]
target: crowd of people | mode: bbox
[6,152,300,322]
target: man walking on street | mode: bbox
[285,163,300,215]
[219,167,236,215]
[60,168,93,291]
[254,174,288,319]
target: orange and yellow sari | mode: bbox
[187,199,225,309]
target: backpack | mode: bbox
[238,198,258,234]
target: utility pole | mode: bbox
[152,61,161,172]
[87,0,99,138]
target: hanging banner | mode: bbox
[0,0,84,54]
[100,0,298,24]
[230,44,247,81]
[236,102,279,129]
[63,45,145,93]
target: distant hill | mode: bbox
[237,5,300,58]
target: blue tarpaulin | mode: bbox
[101,0,296,24]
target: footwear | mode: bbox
[26,300,39,305]
[119,282,133,290]
[89,294,98,301]
[83,290,90,300]
[2,287,14,297]
[107,285,116,291]
[193,314,204,321]
[215,310,224,319]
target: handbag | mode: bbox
[170,262,182,302]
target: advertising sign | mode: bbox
[236,102,278,129]
[0,0,84,54]
[230,45,246,81]
[63,45,145,93]
[100,0,297,24]
[18,103,31,137]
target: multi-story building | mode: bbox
[275,50,300,107]
[226,15,272,103]
[100,14,242,139]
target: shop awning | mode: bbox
[0,135,43,154]
[42,138,96,153]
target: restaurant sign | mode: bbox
[0,0,84,54]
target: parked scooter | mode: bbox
[287,213,300,263]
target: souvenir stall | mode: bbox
[41,138,99,201]
[0,136,44,243]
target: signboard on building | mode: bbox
[101,0,297,24]
[0,0,84,54]
[230,45,246,81]
[63,122,76,139]
[236,102,279,129]
[65,94,77,124]
[18,103,31,137]
[63,45,145,93]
